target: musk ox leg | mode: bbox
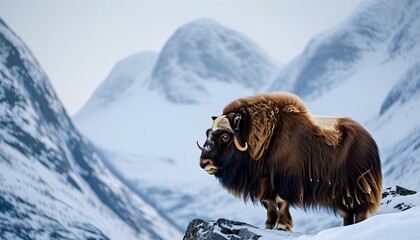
[355,210,368,223]
[343,213,354,226]
[261,200,278,229]
[261,198,293,231]
[339,209,355,226]
[340,209,367,225]
[274,196,293,231]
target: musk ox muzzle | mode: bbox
[199,158,218,175]
[197,142,218,175]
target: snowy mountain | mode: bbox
[270,0,420,102]
[150,19,279,103]
[74,0,420,237]
[0,19,181,239]
[368,59,420,190]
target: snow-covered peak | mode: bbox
[74,51,158,118]
[150,19,279,103]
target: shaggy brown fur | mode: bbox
[199,92,382,230]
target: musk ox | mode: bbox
[197,92,382,231]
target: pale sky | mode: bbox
[0,0,364,115]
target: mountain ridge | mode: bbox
[0,18,181,239]
[149,19,279,104]
[269,0,420,102]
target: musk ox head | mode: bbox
[197,113,249,176]
[197,95,287,176]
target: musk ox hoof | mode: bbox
[274,211,293,231]
[265,221,275,229]
[273,222,292,231]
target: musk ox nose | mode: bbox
[199,158,218,174]
[200,159,211,169]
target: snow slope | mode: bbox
[75,0,420,235]
[368,60,420,190]
[299,206,420,240]
[78,51,159,115]
[269,0,420,102]
[0,18,181,239]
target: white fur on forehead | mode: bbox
[212,115,234,132]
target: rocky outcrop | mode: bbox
[381,185,418,212]
[183,219,261,240]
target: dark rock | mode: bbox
[394,202,414,211]
[382,185,417,199]
[396,185,417,196]
[381,185,417,212]
[183,218,261,240]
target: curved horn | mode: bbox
[196,141,204,151]
[233,136,248,151]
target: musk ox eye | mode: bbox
[220,134,231,143]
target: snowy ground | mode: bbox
[297,206,420,240]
